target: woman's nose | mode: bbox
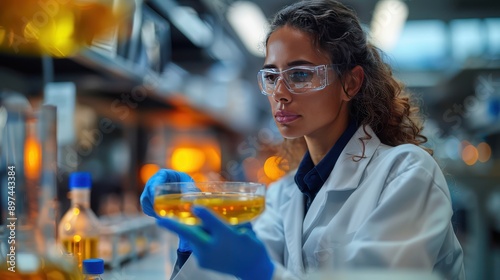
[272,77,291,103]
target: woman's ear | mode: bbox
[342,65,364,101]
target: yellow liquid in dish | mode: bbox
[61,236,99,270]
[154,193,265,225]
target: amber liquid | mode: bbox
[154,193,265,225]
[0,0,131,57]
[0,257,82,279]
[61,236,99,270]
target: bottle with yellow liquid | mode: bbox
[58,172,100,270]
[82,258,104,280]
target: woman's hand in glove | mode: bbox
[157,206,274,280]
[140,169,194,252]
[140,169,193,218]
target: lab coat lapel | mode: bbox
[280,184,305,272]
[303,125,381,234]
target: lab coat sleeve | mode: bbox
[254,179,304,280]
[346,165,456,271]
[253,181,287,264]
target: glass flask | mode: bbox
[58,172,101,270]
[0,104,82,279]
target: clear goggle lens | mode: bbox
[257,64,336,95]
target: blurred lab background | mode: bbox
[0,0,499,279]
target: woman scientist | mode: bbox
[140,0,465,279]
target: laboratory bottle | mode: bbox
[83,259,105,280]
[0,105,82,279]
[58,172,101,270]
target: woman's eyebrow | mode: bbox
[262,64,277,69]
[262,60,315,69]
[287,60,314,67]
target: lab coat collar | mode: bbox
[279,125,381,273]
[303,125,381,235]
[324,125,380,192]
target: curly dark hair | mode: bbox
[266,0,431,170]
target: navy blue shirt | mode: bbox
[294,120,359,212]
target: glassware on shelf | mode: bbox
[0,105,82,279]
[99,214,157,270]
[58,172,101,270]
[153,181,266,225]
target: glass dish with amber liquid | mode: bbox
[153,182,266,225]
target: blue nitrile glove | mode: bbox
[157,206,275,280]
[140,169,194,252]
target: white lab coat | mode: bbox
[173,126,465,280]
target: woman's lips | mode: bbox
[275,111,300,124]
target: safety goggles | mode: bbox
[257,64,337,96]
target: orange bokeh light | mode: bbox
[191,172,208,182]
[140,163,160,184]
[171,147,206,173]
[462,144,479,166]
[263,156,286,181]
[477,142,492,163]
[24,137,41,179]
[205,146,222,172]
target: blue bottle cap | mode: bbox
[69,172,92,189]
[83,258,104,274]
